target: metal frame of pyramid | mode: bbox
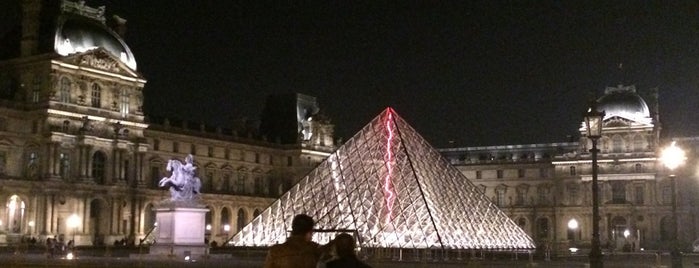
[230,108,535,250]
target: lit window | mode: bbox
[91,83,101,108]
[119,88,129,117]
[60,77,71,103]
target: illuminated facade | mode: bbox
[0,0,334,246]
[232,108,535,250]
[440,85,699,253]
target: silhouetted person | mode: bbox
[325,233,371,268]
[264,214,330,268]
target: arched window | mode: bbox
[205,206,212,234]
[569,166,576,176]
[253,209,261,218]
[634,163,643,173]
[237,208,247,232]
[517,217,527,230]
[92,151,106,184]
[220,208,230,233]
[91,83,101,108]
[60,77,71,103]
[6,195,25,233]
[536,218,549,240]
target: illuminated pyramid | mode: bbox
[231,108,534,249]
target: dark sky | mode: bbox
[3,1,699,147]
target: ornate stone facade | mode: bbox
[0,0,334,246]
[440,86,699,253]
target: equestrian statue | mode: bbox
[158,154,202,201]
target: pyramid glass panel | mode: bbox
[230,108,535,249]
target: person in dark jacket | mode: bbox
[325,233,371,268]
[264,214,331,268]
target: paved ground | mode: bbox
[0,253,679,268]
[0,248,692,268]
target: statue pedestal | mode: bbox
[149,202,209,259]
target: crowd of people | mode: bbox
[264,214,372,268]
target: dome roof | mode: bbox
[54,15,137,70]
[596,85,651,123]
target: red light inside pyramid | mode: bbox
[384,112,396,225]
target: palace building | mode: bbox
[440,85,699,253]
[0,0,334,246]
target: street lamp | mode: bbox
[584,104,605,268]
[67,214,80,246]
[660,141,686,268]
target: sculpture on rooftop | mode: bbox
[158,154,202,201]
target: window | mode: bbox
[153,139,160,151]
[611,181,626,203]
[634,163,643,173]
[150,166,160,188]
[254,175,264,195]
[568,184,579,205]
[612,135,623,153]
[62,120,70,132]
[287,156,292,166]
[634,185,644,205]
[208,146,214,157]
[59,153,70,179]
[536,218,549,240]
[495,188,506,207]
[220,208,230,233]
[225,148,230,160]
[497,170,504,179]
[0,151,6,175]
[173,142,179,153]
[223,173,231,192]
[662,185,672,205]
[237,209,247,232]
[538,186,550,205]
[515,188,526,206]
[633,135,644,152]
[92,151,106,184]
[32,75,41,103]
[205,171,214,191]
[6,195,25,233]
[60,77,71,103]
[569,166,576,176]
[476,170,482,180]
[517,217,527,229]
[119,88,129,117]
[190,144,196,155]
[660,216,673,241]
[518,169,525,178]
[91,83,101,108]
[255,153,260,163]
[540,168,548,178]
[236,172,247,194]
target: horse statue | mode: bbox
[158,155,202,201]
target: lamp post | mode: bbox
[660,141,686,268]
[584,105,605,268]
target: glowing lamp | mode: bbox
[567,219,578,230]
[584,106,605,139]
[660,141,686,172]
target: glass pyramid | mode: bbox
[231,108,535,250]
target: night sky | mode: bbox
[2,1,699,147]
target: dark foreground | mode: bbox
[0,247,691,268]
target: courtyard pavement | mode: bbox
[0,248,690,268]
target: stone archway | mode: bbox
[89,198,110,246]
